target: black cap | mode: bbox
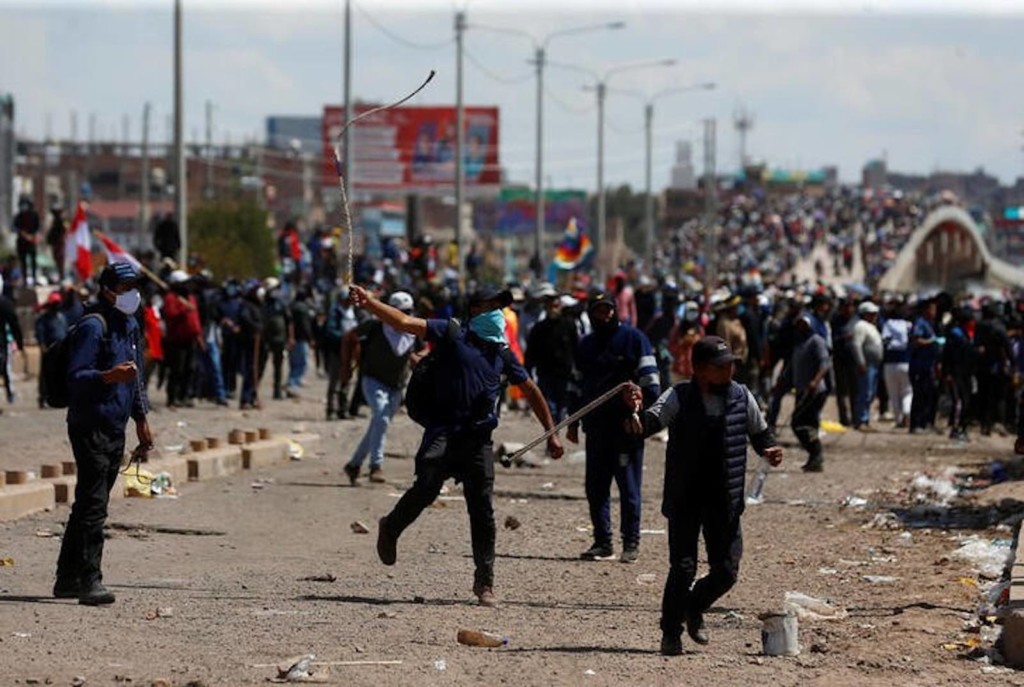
[468,285,513,310]
[588,291,615,310]
[97,262,140,290]
[691,336,740,367]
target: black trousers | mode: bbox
[909,367,937,430]
[792,390,827,467]
[164,340,195,406]
[55,425,125,587]
[323,341,345,413]
[221,332,239,395]
[384,430,496,587]
[832,359,857,426]
[948,373,972,435]
[259,343,285,398]
[661,502,742,638]
[975,369,1006,432]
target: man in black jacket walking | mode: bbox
[627,336,782,655]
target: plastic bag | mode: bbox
[783,591,848,621]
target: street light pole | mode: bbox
[643,101,654,269]
[534,45,545,274]
[465,21,624,279]
[593,58,675,277]
[174,0,186,265]
[455,10,466,288]
[640,81,715,270]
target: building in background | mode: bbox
[669,141,697,191]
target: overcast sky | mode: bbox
[2,0,1023,193]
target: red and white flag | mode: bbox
[96,232,142,271]
[66,202,93,281]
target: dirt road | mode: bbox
[0,370,1020,686]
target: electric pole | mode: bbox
[455,10,466,287]
[343,0,353,212]
[139,102,151,253]
[205,100,213,199]
[733,105,754,172]
[174,0,187,264]
[703,118,718,290]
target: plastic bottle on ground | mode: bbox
[746,456,770,505]
[457,629,508,647]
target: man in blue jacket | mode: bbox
[627,336,782,655]
[568,292,660,564]
[53,262,152,605]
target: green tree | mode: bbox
[189,201,275,280]
[590,184,651,257]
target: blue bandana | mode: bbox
[469,310,506,343]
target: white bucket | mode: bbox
[760,612,800,656]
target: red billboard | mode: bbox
[322,105,500,191]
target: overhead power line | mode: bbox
[354,1,453,51]
[464,48,533,85]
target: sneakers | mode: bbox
[473,583,498,607]
[368,467,386,484]
[580,542,614,560]
[620,545,639,564]
[53,578,79,599]
[344,463,360,486]
[79,581,115,606]
[376,516,397,566]
[660,635,683,656]
[685,608,710,645]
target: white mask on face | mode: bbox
[114,288,142,315]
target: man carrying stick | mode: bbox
[349,284,563,607]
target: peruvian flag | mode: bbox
[96,232,142,271]
[66,202,93,281]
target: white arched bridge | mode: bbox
[877,206,1024,292]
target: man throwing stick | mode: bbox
[348,284,563,607]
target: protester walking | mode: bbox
[568,292,660,563]
[791,313,831,472]
[626,336,782,655]
[341,291,422,484]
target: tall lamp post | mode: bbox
[465,20,625,277]
[637,82,715,269]
[589,59,676,273]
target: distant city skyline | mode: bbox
[2,1,1022,192]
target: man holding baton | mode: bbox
[349,284,563,607]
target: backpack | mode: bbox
[404,319,460,427]
[404,319,515,428]
[42,312,107,409]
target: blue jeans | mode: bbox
[854,364,879,426]
[348,376,402,470]
[287,341,309,389]
[204,331,227,403]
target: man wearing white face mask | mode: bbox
[54,262,152,605]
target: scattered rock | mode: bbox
[413,595,426,604]
[299,574,337,583]
[503,516,521,531]
[377,611,397,619]
[350,521,370,534]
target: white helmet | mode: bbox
[169,270,189,284]
[388,291,414,312]
[263,276,280,291]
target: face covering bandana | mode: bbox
[383,324,416,356]
[469,310,507,344]
[114,289,142,315]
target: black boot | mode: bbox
[79,580,115,606]
[52,577,79,599]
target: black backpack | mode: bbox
[42,313,107,409]
[404,319,516,428]
[405,319,460,427]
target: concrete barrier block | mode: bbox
[5,471,30,485]
[0,481,56,522]
[48,476,77,504]
[187,446,244,482]
[288,433,322,458]
[40,464,62,479]
[242,440,289,470]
